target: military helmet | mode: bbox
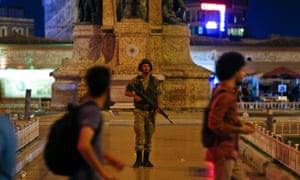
[138,58,152,71]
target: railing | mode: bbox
[238,102,300,110]
[242,125,300,176]
[1,98,52,111]
[14,119,39,151]
[273,120,300,136]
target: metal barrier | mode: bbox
[242,125,300,176]
[238,102,300,110]
[14,118,39,151]
[273,120,300,136]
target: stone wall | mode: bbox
[0,44,72,69]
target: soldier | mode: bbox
[125,59,162,168]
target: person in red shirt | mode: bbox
[205,52,255,180]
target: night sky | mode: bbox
[2,0,300,39]
[247,0,300,39]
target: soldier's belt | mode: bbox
[135,104,152,111]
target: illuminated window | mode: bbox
[228,28,244,37]
[198,26,204,35]
[234,16,237,24]
[190,26,195,34]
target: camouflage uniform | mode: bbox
[128,75,161,152]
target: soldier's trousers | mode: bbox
[133,109,155,152]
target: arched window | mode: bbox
[0,26,7,37]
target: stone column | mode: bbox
[102,0,115,29]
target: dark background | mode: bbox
[1,0,300,39]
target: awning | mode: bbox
[253,62,300,76]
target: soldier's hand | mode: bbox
[134,95,142,102]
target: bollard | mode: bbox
[24,89,31,120]
[266,108,274,132]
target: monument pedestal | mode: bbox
[158,25,211,109]
[51,25,104,110]
[51,11,211,110]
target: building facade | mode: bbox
[0,17,34,37]
[185,0,248,39]
[0,0,44,37]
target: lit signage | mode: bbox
[201,3,226,11]
[0,69,55,98]
[201,3,226,32]
[206,21,218,29]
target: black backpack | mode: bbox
[44,101,96,175]
[201,90,226,148]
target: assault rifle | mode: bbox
[127,84,174,124]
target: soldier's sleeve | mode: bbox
[126,77,137,91]
[155,78,162,96]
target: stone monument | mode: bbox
[51,0,211,110]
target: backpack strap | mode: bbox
[209,89,226,107]
[77,101,101,134]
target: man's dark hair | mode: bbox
[216,52,246,81]
[85,66,111,97]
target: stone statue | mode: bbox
[162,0,185,24]
[122,0,148,21]
[173,0,186,20]
[116,0,125,21]
[78,0,103,25]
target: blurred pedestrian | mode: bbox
[205,52,255,180]
[0,83,17,180]
[71,66,125,180]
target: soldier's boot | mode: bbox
[142,151,154,167]
[132,151,143,168]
